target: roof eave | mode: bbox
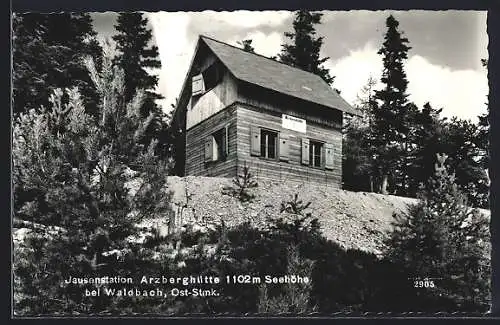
[236,79,361,117]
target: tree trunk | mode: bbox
[381,174,388,194]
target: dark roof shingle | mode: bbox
[201,36,361,116]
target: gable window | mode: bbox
[260,129,278,159]
[191,61,224,98]
[202,62,223,91]
[309,140,324,168]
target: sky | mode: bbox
[91,10,488,122]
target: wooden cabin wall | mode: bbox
[235,103,343,187]
[238,83,343,129]
[185,104,238,177]
[186,70,238,130]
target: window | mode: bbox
[205,126,228,163]
[202,62,223,91]
[302,138,334,169]
[260,129,278,159]
[251,127,284,160]
[191,61,224,98]
[309,141,323,168]
[213,127,227,161]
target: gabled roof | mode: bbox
[200,35,360,116]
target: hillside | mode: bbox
[14,175,490,257]
[134,176,423,256]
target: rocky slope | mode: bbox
[137,176,425,256]
[14,175,490,257]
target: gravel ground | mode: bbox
[13,175,490,257]
[141,176,423,256]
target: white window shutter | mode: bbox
[279,133,289,162]
[205,135,214,162]
[325,143,334,170]
[250,126,261,156]
[192,74,205,96]
[301,138,310,165]
[212,136,219,161]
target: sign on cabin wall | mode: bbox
[282,114,306,133]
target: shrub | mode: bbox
[385,153,490,312]
[13,46,173,316]
[222,163,258,202]
[257,245,315,314]
[173,194,387,315]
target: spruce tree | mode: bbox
[342,77,378,192]
[278,10,334,86]
[342,124,374,192]
[353,75,378,128]
[406,102,447,197]
[441,118,489,208]
[112,12,161,103]
[112,12,168,156]
[386,153,490,311]
[12,13,102,117]
[372,15,413,195]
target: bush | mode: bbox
[13,46,173,316]
[222,163,258,202]
[169,194,390,314]
[257,245,315,314]
[384,153,490,312]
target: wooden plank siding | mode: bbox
[238,82,343,130]
[186,70,238,130]
[235,103,343,187]
[185,104,238,177]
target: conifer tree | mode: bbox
[342,77,378,192]
[406,102,447,197]
[353,75,378,128]
[112,12,161,103]
[112,12,168,156]
[386,153,490,311]
[278,10,334,86]
[13,46,172,314]
[12,13,102,117]
[257,245,314,314]
[441,118,489,208]
[372,15,414,195]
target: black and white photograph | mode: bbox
[11,9,492,316]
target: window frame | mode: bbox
[191,61,224,99]
[201,61,223,93]
[205,126,229,165]
[309,139,324,169]
[260,128,279,160]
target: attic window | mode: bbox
[191,62,223,97]
[202,62,223,91]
